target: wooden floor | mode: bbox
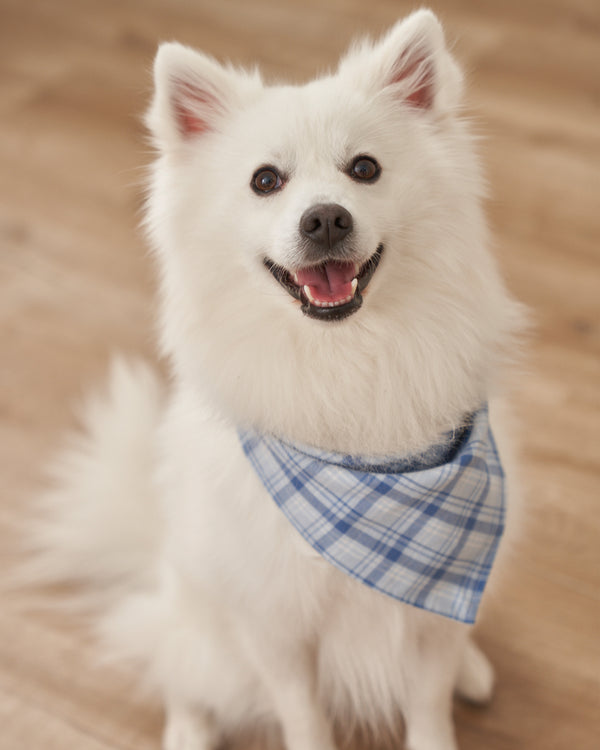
[1,0,599,748]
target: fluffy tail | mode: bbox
[20,358,165,609]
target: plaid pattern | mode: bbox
[238,407,505,624]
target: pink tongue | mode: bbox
[295,260,356,303]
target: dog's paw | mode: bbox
[163,707,217,750]
[455,638,495,705]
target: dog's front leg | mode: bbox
[163,702,218,750]
[402,618,465,750]
[244,635,337,750]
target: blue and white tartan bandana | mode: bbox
[238,407,505,624]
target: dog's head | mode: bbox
[145,11,522,449]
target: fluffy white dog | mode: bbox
[31,10,525,750]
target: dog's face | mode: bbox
[229,84,388,323]
[146,10,467,326]
[145,11,520,449]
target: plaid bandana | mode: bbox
[238,407,504,624]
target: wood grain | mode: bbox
[1,1,599,748]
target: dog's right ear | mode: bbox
[147,43,260,150]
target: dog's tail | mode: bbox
[18,358,165,611]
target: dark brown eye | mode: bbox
[349,156,381,183]
[252,167,283,195]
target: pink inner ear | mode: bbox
[171,79,220,137]
[390,49,435,110]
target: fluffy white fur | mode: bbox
[30,11,525,750]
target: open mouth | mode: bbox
[263,244,384,321]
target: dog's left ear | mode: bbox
[340,10,463,115]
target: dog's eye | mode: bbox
[349,156,381,183]
[252,167,283,195]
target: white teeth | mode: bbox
[292,272,299,284]
[303,285,355,308]
[353,262,360,276]
[302,276,359,308]
[303,285,315,303]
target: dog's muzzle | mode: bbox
[264,203,384,322]
[264,244,383,322]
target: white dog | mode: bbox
[31,10,525,750]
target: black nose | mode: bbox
[299,203,353,250]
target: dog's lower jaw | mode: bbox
[301,290,363,321]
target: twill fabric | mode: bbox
[238,407,505,623]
